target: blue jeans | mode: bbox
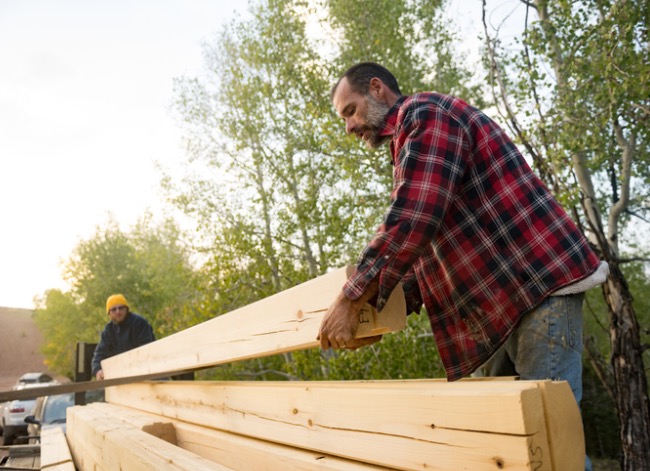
[481,293,591,471]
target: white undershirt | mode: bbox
[551,261,609,296]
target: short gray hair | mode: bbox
[331,62,402,101]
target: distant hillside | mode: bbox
[0,306,57,390]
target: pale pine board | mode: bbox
[101,267,406,379]
[538,381,586,470]
[40,426,75,471]
[105,379,576,471]
[86,402,395,471]
[66,405,232,471]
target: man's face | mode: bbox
[333,77,391,149]
[108,305,128,325]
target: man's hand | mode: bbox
[96,370,104,380]
[318,279,382,350]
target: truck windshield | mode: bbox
[42,394,74,423]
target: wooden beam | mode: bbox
[85,402,395,471]
[66,430,102,471]
[105,379,581,470]
[538,380,586,470]
[102,266,406,379]
[66,405,233,471]
[40,427,75,471]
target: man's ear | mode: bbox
[369,77,392,104]
[369,77,383,97]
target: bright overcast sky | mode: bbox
[0,0,521,310]
[0,0,242,308]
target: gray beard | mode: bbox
[364,94,391,149]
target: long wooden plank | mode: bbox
[66,405,233,471]
[86,402,395,471]
[102,266,406,379]
[105,380,569,471]
[40,427,75,471]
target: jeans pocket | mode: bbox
[546,293,584,352]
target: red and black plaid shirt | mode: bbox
[344,93,600,381]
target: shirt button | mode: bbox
[384,255,389,259]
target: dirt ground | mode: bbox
[0,307,64,391]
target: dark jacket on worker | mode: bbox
[91,312,155,376]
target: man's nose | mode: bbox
[345,118,357,134]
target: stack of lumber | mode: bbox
[61,267,586,470]
[65,378,583,470]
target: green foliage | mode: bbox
[33,290,82,379]
[165,0,482,381]
[483,1,649,461]
[33,215,202,376]
[288,312,443,380]
[171,0,372,296]
[33,0,648,403]
[499,0,650,239]
[325,0,483,104]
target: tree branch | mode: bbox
[608,121,636,254]
[618,256,650,265]
[626,209,650,224]
[481,0,544,171]
[517,0,538,10]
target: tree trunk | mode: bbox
[602,261,650,470]
[483,2,650,466]
[533,2,650,467]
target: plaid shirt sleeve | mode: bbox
[344,96,467,312]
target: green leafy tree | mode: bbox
[170,0,351,299]
[288,313,443,380]
[325,0,482,101]
[480,0,650,466]
[167,0,479,381]
[168,0,393,325]
[33,290,82,379]
[34,215,201,376]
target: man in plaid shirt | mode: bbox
[319,62,606,411]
